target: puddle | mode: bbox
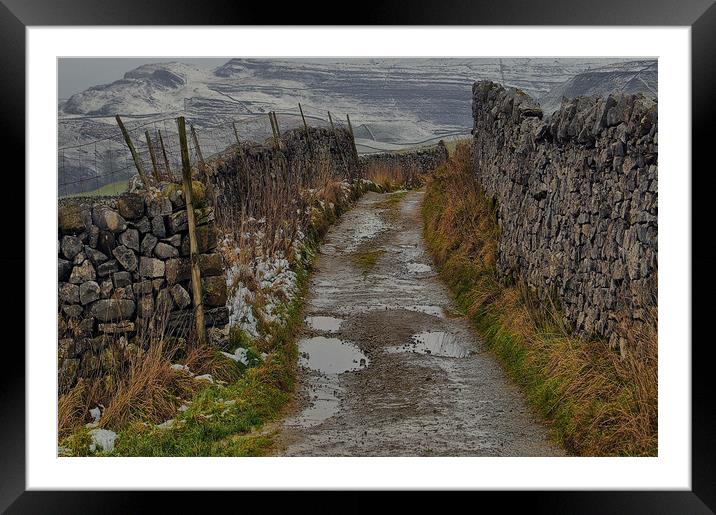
[343,212,388,252]
[305,316,344,333]
[386,331,472,358]
[407,262,433,275]
[299,336,369,374]
[333,304,445,318]
[290,336,367,428]
[286,375,344,427]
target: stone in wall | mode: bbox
[471,80,657,341]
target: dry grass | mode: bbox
[423,143,658,456]
[58,308,238,438]
[98,339,198,429]
[362,161,422,191]
[214,150,343,262]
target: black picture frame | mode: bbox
[2,1,712,512]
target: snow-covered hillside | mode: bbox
[58,57,656,194]
[537,60,657,116]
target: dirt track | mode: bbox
[275,191,563,456]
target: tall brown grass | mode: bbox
[423,143,658,456]
[213,148,347,263]
[58,306,237,438]
[362,160,422,191]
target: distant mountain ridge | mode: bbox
[58,57,657,193]
[537,60,657,116]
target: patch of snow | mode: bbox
[156,419,175,429]
[89,428,117,453]
[194,374,214,383]
[89,405,103,423]
[220,347,249,366]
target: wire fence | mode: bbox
[58,105,470,197]
[58,108,357,197]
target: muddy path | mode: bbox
[274,191,563,456]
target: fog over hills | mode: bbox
[58,57,657,194]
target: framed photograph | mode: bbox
[4,0,712,511]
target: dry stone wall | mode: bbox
[57,186,227,392]
[360,141,449,177]
[57,128,359,391]
[207,126,359,217]
[471,80,657,342]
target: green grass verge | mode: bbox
[61,179,385,457]
[421,144,657,457]
[108,266,308,457]
[352,248,385,274]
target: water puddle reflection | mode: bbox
[290,336,368,428]
[299,336,369,374]
[386,331,472,358]
[287,375,344,427]
[305,316,344,333]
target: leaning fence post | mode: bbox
[327,111,347,174]
[232,121,241,145]
[115,115,147,185]
[190,124,206,164]
[273,112,282,139]
[190,124,208,183]
[158,129,172,179]
[268,112,278,149]
[272,111,282,149]
[299,103,313,153]
[145,130,160,180]
[346,114,359,160]
[177,116,207,347]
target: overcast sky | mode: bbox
[58,58,227,98]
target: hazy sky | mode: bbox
[58,58,227,98]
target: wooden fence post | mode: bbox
[269,112,282,150]
[115,115,147,185]
[232,121,241,145]
[145,130,160,180]
[158,129,172,179]
[177,116,207,347]
[346,114,359,160]
[273,111,282,139]
[268,112,279,149]
[327,111,347,174]
[299,103,313,153]
[190,124,208,183]
[190,124,205,164]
